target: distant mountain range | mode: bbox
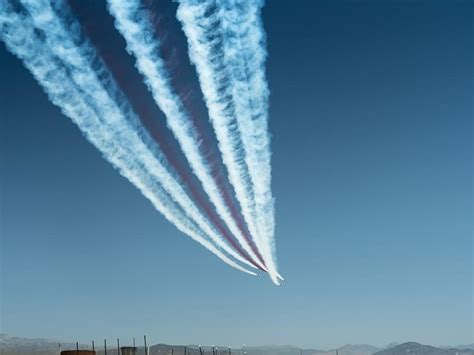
[0,335,472,355]
[374,342,474,355]
[0,334,71,355]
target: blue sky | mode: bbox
[1,0,472,349]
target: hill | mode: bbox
[1,336,473,355]
[373,342,473,355]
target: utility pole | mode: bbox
[117,339,120,355]
[104,340,107,355]
[144,336,148,355]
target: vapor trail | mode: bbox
[176,0,280,284]
[217,0,278,277]
[106,0,267,271]
[0,0,255,274]
[20,0,258,270]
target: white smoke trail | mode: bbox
[0,0,255,274]
[217,0,279,277]
[21,0,260,271]
[106,0,267,271]
[176,0,280,284]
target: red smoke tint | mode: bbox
[69,0,265,271]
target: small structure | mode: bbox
[121,347,137,355]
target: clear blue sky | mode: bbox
[1,0,472,349]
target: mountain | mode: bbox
[0,334,66,353]
[1,336,473,355]
[374,342,474,355]
[0,334,69,355]
[150,344,380,355]
[331,344,381,355]
[456,346,474,351]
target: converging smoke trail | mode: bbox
[217,0,279,277]
[176,0,280,284]
[175,1,264,276]
[21,0,261,271]
[0,0,254,275]
[106,0,267,271]
[0,0,256,273]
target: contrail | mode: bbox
[176,0,280,284]
[0,0,255,273]
[21,0,260,271]
[0,0,254,275]
[106,0,267,271]
[217,0,279,277]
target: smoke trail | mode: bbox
[0,0,254,275]
[106,0,267,271]
[22,0,261,271]
[175,0,264,274]
[217,0,278,276]
[176,0,280,284]
[0,0,255,274]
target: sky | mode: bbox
[1,0,472,349]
